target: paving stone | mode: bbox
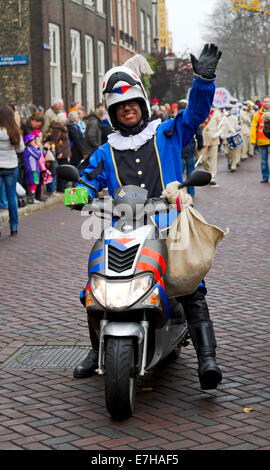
[0,154,270,449]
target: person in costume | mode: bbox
[201,105,223,186]
[221,105,242,172]
[23,134,42,204]
[73,45,223,391]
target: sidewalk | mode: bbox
[0,192,65,225]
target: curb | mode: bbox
[0,192,65,224]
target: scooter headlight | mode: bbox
[90,273,153,309]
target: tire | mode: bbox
[105,337,136,420]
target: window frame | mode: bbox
[85,34,95,112]
[97,40,105,103]
[70,28,83,103]
[48,23,62,105]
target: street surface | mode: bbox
[0,152,270,450]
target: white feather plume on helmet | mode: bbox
[102,54,153,130]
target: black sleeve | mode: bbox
[196,126,204,150]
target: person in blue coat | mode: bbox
[74,44,223,391]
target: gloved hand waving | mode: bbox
[190,44,222,79]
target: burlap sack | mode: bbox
[162,181,228,297]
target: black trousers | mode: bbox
[176,290,210,325]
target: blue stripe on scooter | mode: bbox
[88,262,105,275]
[89,248,105,264]
[105,239,128,251]
[156,283,170,319]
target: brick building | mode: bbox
[137,0,154,56]
[0,0,156,113]
[110,0,154,67]
[0,0,33,107]
[0,0,112,112]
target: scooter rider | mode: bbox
[74,44,223,390]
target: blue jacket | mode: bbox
[79,75,215,199]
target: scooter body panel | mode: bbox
[86,185,188,377]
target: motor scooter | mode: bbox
[58,165,211,420]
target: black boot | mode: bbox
[177,289,222,390]
[188,320,222,390]
[73,348,98,378]
[73,320,99,378]
[27,191,36,204]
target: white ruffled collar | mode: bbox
[107,119,161,151]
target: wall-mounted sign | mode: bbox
[0,55,29,66]
[43,43,51,51]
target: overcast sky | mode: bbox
[166,0,218,56]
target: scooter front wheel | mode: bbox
[105,337,136,420]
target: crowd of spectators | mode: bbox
[0,100,112,205]
[0,100,112,235]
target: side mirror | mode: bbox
[57,164,80,182]
[179,170,211,188]
[56,163,99,198]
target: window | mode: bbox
[70,29,83,103]
[128,0,132,37]
[146,15,151,54]
[140,10,145,51]
[97,41,105,103]
[110,0,115,26]
[49,23,62,105]
[122,0,127,34]
[96,0,104,13]
[84,0,95,7]
[85,35,95,112]
[117,0,122,32]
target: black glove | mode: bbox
[190,43,222,79]
[70,196,92,211]
[70,204,85,211]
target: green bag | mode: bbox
[64,187,89,206]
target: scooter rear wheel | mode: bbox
[105,337,136,420]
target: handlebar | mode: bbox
[84,195,170,220]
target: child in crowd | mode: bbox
[44,142,58,195]
[30,129,48,201]
[23,134,41,204]
[38,139,53,198]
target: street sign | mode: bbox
[0,55,29,66]
[43,43,51,51]
[213,87,231,108]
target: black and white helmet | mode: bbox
[102,65,151,130]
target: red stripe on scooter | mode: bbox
[140,248,166,274]
[85,283,91,294]
[157,278,165,290]
[136,261,161,283]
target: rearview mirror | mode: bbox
[56,164,80,182]
[179,170,211,188]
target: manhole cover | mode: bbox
[1,345,90,370]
